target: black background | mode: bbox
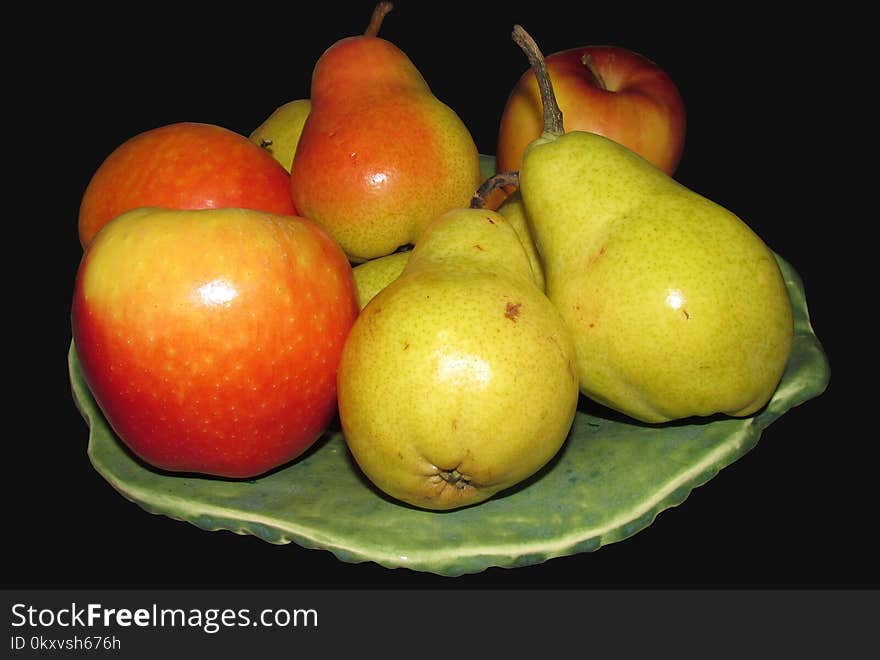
[12,1,865,592]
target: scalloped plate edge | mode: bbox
[70,341,782,576]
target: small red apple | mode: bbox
[71,206,359,479]
[78,122,297,249]
[497,45,686,176]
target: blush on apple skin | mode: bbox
[77,122,297,249]
[497,45,686,177]
[72,207,359,479]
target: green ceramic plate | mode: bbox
[69,156,830,576]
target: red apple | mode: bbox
[78,122,297,249]
[497,45,686,176]
[71,206,359,479]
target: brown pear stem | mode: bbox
[470,172,520,209]
[365,2,393,37]
[512,25,564,136]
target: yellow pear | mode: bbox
[352,250,411,310]
[337,207,578,510]
[249,99,311,172]
[351,185,547,309]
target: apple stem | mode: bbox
[365,2,393,37]
[511,25,564,137]
[581,53,608,90]
[470,172,520,209]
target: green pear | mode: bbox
[352,250,411,310]
[513,26,793,424]
[337,207,579,511]
[249,99,311,172]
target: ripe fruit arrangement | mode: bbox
[71,3,811,527]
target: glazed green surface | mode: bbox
[68,156,829,576]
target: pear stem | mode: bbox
[471,172,520,209]
[365,2,393,37]
[512,25,564,136]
